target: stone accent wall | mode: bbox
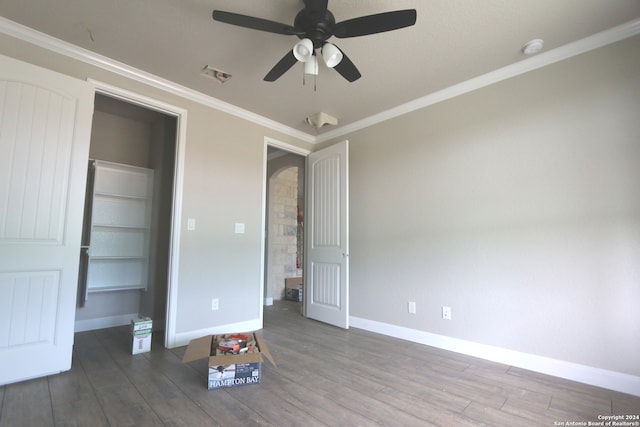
[269,167,302,299]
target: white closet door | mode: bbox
[0,54,94,385]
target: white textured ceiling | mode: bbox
[1,1,639,140]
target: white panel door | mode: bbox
[305,141,349,328]
[0,54,94,385]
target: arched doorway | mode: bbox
[264,148,305,306]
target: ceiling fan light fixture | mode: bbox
[293,38,314,62]
[321,42,343,68]
[304,55,319,75]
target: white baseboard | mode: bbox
[74,313,139,332]
[350,316,640,397]
[172,318,263,348]
[264,297,273,306]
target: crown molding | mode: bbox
[0,16,315,144]
[2,16,638,146]
[315,17,640,144]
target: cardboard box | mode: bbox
[284,277,303,301]
[182,332,276,389]
[285,287,303,302]
[131,317,152,354]
[285,277,303,289]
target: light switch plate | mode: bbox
[187,218,196,231]
[235,223,245,234]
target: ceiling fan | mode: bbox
[212,0,417,82]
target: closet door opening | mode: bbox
[75,94,177,337]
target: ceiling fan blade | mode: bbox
[303,0,328,17]
[264,50,298,82]
[333,48,361,82]
[333,9,417,38]
[212,10,302,36]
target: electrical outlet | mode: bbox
[408,301,416,314]
[211,298,219,311]
[442,306,451,320]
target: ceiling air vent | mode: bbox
[201,65,231,83]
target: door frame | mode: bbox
[261,137,310,319]
[89,79,187,348]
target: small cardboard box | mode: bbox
[182,332,276,389]
[284,277,303,289]
[131,317,152,354]
[284,277,303,301]
[285,287,303,302]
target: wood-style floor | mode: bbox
[1,300,638,426]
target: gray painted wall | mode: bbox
[340,35,640,376]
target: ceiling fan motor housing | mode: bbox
[294,9,336,48]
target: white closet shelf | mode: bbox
[84,160,154,295]
[92,224,150,230]
[94,192,149,200]
[87,284,146,293]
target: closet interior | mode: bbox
[76,94,176,334]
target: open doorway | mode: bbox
[264,145,306,313]
[75,93,176,338]
[262,139,349,329]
